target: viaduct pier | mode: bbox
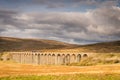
[9,50,89,65]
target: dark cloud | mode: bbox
[0,6,120,44]
[0,0,119,9]
[28,0,118,9]
[88,6,120,35]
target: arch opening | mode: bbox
[83,54,88,57]
[48,54,51,64]
[51,54,55,65]
[57,54,61,65]
[65,54,70,65]
[61,54,65,65]
[70,54,76,63]
[77,54,81,63]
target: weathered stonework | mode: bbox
[8,50,89,65]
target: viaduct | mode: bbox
[9,50,90,65]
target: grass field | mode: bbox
[0,61,120,79]
[0,53,120,80]
[0,74,120,80]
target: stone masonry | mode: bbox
[9,50,89,65]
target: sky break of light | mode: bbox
[0,0,120,44]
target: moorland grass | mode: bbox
[69,53,120,66]
[0,74,120,80]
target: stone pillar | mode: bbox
[55,54,57,65]
[30,53,32,64]
[38,53,40,65]
[26,53,28,64]
[28,53,32,64]
[48,54,51,65]
[18,53,21,63]
[12,53,14,61]
[65,54,70,65]
[76,54,81,63]
[23,53,25,64]
[70,54,76,63]
[21,53,24,63]
[31,53,34,64]
[35,53,38,64]
[51,54,55,65]
[26,53,29,64]
[16,53,19,63]
[57,54,61,65]
[14,53,16,62]
[40,54,43,65]
[32,53,38,65]
[43,54,47,65]
[61,54,65,65]
[24,53,27,64]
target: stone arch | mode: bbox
[12,53,15,62]
[77,54,81,62]
[34,53,38,64]
[17,53,21,63]
[14,53,17,62]
[24,53,28,63]
[20,53,23,63]
[44,54,47,64]
[27,53,31,64]
[40,54,43,65]
[57,54,61,65]
[22,53,25,63]
[48,54,51,64]
[70,54,76,63]
[38,54,40,64]
[61,54,65,65]
[27,52,31,64]
[31,53,34,64]
[29,53,33,64]
[65,54,70,65]
[83,54,88,57]
[51,54,55,65]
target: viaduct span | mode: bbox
[10,50,89,65]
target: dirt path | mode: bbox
[0,61,120,77]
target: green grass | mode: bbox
[69,53,120,66]
[0,74,120,80]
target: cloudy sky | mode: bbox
[0,0,120,44]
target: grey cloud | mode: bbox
[3,0,116,9]
[88,6,120,35]
[0,6,120,44]
[0,0,119,10]
[0,10,18,33]
[30,0,119,8]
[0,9,31,31]
[0,9,19,26]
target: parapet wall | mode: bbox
[9,50,89,65]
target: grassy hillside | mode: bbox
[0,37,77,52]
[77,41,120,53]
[0,36,120,53]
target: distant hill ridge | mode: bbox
[0,37,77,52]
[0,36,120,53]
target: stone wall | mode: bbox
[9,51,89,65]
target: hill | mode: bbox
[0,36,120,53]
[0,37,77,52]
[76,41,120,53]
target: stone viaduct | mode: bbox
[9,50,89,65]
